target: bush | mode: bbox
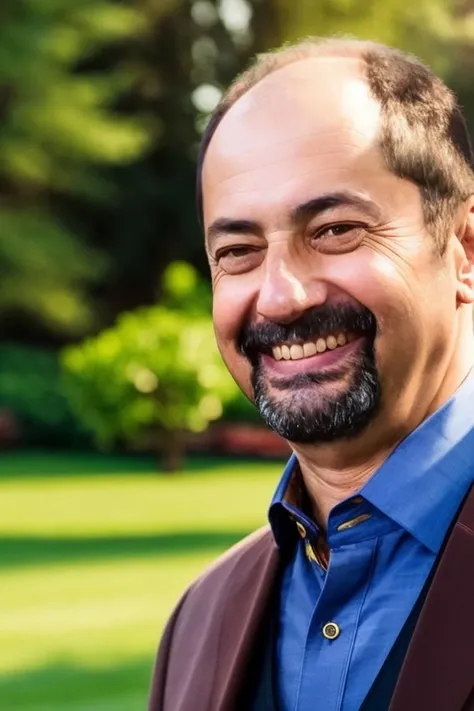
[222,390,263,424]
[61,264,239,470]
[0,344,89,447]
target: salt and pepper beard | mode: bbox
[238,305,381,444]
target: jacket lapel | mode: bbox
[212,538,280,711]
[389,485,474,711]
[156,529,281,711]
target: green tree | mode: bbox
[274,0,474,75]
[83,0,279,317]
[0,343,87,446]
[61,262,238,470]
[0,0,151,335]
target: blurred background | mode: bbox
[2,0,474,708]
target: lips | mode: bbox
[238,303,377,373]
[261,334,366,377]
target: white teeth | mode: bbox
[303,342,317,357]
[271,333,354,361]
[326,335,337,350]
[316,338,327,353]
[290,344,304,360]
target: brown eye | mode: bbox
[309,223,364,253]
[222,246,253,258]
[323,224,355,237]
[215,246,264,275]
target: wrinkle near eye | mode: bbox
[361,235,421,282]
[212,270,227,288]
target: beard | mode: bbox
[239,304,381,444]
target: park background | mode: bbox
[2,1,474,709]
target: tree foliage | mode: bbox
[0,0,152,335]
[0,343,87,445]
[61,263,238,469]
[275,0,474,69]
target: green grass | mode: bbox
[0,452,282,710]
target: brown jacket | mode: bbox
[149,485,474,711]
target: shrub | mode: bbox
[0,344,88,446]
[61,263,239,469]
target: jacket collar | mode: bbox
[389,481,474,711]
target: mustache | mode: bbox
[238,303,377,360]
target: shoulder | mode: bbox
[186,525,277,602]
[167,525,278,634]
[149,527,279,708]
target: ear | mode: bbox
[454,197,474,305]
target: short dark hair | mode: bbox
[196,37,474,249]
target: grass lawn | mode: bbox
[0,451,283,710]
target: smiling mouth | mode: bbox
[269,331,358,361]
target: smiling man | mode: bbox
[149,38,474,711]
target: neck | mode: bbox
[294,443,393,527]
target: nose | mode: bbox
[256,247,328,323]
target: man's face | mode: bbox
[202,57,461,444]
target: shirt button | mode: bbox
[322,622,340,640]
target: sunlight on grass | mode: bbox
[0,460,278,536]
[0,453,283,710]
[1,555,214,675]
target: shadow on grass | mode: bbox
[0,529,253,570]
[0,451,276,479]
[0,656,153,710]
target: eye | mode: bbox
[308,222,365,253]
[323,224,355,237]
[214,245,264,275]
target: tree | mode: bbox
[61,262,238,470]
[274,0,474,74]
[0,0,151,336]
[74,0,280,318]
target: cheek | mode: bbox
[331,247,455,376]
[212,275,249,345]
[327,248,427,362]
[212,273,255,342]
[327,249,415,320]
[212,273,258,394]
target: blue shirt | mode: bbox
[269,373,474,711]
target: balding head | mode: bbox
[198,38,474,248]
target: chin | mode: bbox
[251,345,382,444]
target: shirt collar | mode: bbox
[269,372,474,554]
[269,454,316,550]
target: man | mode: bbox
[149,37,474,711]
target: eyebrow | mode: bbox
[206,218,264,246]
[290,191,382,224]
[206,190,381,247]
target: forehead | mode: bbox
[202,57,387,225]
